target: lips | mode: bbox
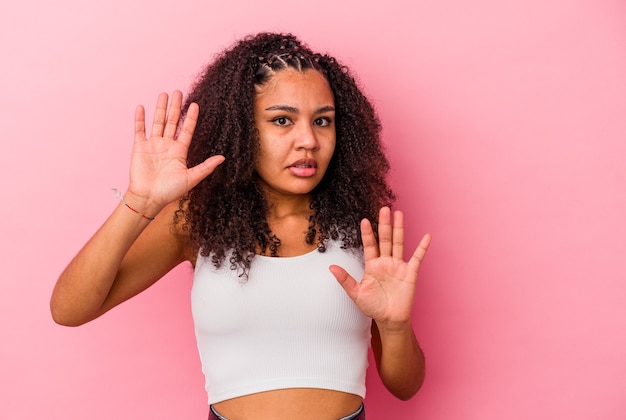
[290,158,317,169]
[289,158,318,177]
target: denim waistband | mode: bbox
[209,402,365,420]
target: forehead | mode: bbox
[254,68,334,107]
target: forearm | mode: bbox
[50,198,155,326]
[373,321,425,400]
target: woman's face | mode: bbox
[253,68,336,199]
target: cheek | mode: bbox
[254,142,280,174]
[255,134,273,159]
[326,137,337,160]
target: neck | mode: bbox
[265,193,312,220]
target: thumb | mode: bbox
[329,265,360,301]
[187,155,225,189]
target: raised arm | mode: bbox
[50,91,224,326]
[329,207,431,400]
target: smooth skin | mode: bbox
[51,69,430,420]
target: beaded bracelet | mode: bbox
[112,189,155,221]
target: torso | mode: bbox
[192,203,368,419]
[213,389,363,420]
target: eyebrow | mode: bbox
[265,105,335,114]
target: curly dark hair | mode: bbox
[177,32,395,277]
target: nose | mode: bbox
[294,122,319,151]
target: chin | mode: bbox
[257,176,324,198]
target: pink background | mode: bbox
[1,0,625,418]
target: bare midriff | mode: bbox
[212,388,363,420]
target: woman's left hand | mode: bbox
[330,207,431,330]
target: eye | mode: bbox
[271,117,292,126]
[314,117,332,127]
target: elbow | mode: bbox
[50,315,81,328]
[394,384,422,401]
[49,296,90,327]
[384,367,425,401]
[391,380,424,401]
[50,305,83,327]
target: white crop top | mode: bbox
[191,240,371,404]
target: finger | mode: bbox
[149,92,169,138]
[392,210,405,261]
[378,206,392,257]
[134,105,146,143]
[177,102,199,147]
[187,155,226,190]
[361,218,379,261]
[329,265,360,301]
[407,233,431,274]
[163,90,183,139]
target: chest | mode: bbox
[191,243,366,335]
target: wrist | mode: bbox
[113,189,160,221]
[374,319,414,336]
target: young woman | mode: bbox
[51,33,431,420]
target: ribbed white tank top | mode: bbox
[191,240,371,404]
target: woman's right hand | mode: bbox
[127,90,224,215]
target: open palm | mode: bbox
[128,91,224,210]
[330,207,431,328]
